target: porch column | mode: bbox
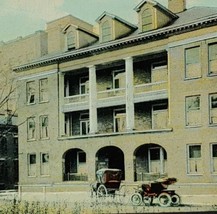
[88,65,98,134]
[58,72,65,137]
[125,57,135,131]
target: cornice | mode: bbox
[13,15,217,72]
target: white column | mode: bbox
[58,72,65,137]
[89,65,98,134]
[125,57,135,131]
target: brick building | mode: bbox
[12,0,217,196]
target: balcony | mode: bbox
[134,81,167,94]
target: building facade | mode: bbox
[14,0,217,195]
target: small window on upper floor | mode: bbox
[26,81,36,105]
[142,8,152,32]
[211,143,217,174]
[209,93,217,125]
[185,95,201,127]
[187,144,202,174]
[102,21,112,43]
[208,43,217,75]
[112,69,125,89]
[67,31,76,50]
[39,78,48,103]
[185,46,201,79]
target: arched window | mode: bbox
[102,21,111,42]
[67,31,75,50]
[141,8,152,31]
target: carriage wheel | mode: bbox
[97,184,108,197]
[158,192,172,207]
[171,194,181,206]
[130,193,142,206]
[143,196,153,206]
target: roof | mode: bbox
[13,6,217,72]
[134,0,178,19]
[96,11,137,30]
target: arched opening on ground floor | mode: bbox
[134,144,167,181]
[62,148,87,181]
[96,146,125,180]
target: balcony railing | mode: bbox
[97,88,125,99]
[63,173,88,181]
[64,94,89,104]
[134,81,167,94]
[63,81,167,105]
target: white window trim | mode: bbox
[186,144,202,175]
[210,143,217,174]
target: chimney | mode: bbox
[168,0,186,13]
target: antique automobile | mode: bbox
[90,168,122,197]
[130,177,181,207]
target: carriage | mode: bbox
[130,177,181,207]
[90,168,123,197]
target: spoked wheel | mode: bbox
[143,196,153,206]
[171,194,181,206]
[130,193,142,206]
[158,192,172,207]
[97,184,108,197]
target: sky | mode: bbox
[0,0,216,43]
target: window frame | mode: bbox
[80,113,90,135]
[39,78,48,103]
[101,20,112,43]
[26,81,36,105]
[39,115,49,139]
[28,153,37,177]
[187,144,202,175]
[27,117,36,141]
[141,7,153,31]
[185,95,201,127]
[67,30,76,50]
[40,153,50,176]
[113,108,126,132]
[184,46,201,79]
[210,143,217,174]
[209,93,217,125]
[208,43,217,76]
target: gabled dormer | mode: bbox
[134,0,178,33]
[46,15,98,54]
[62,23,98,51]
[96,12,137,43]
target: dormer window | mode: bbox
[102,21,112,43]
[67,31,75,50]
[142,8,152,31]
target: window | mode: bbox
[79,76,89,94]
[41,153,49,176]
[40,115,49,139]
[185,47,201,79]
[27,117,36,140]
[209,93,217,125]
[208,43,217,75]
[186,95,201,127]
[26,81,36,104]
[80,113,89,135]
[152,103,168,129]
[112,69,125,89]
[67,31,75,50]
[187,145,202,174]
[0,137,7,156]
[148,147,167,174]
[28,154,36,176]
[39,78,48,102]
[102,21,112,42]
[141,8,152,31]
[114,109,126,132]
[211,144,217,173]
[78,151,86,163]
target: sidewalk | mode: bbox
[0,190,217,213]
